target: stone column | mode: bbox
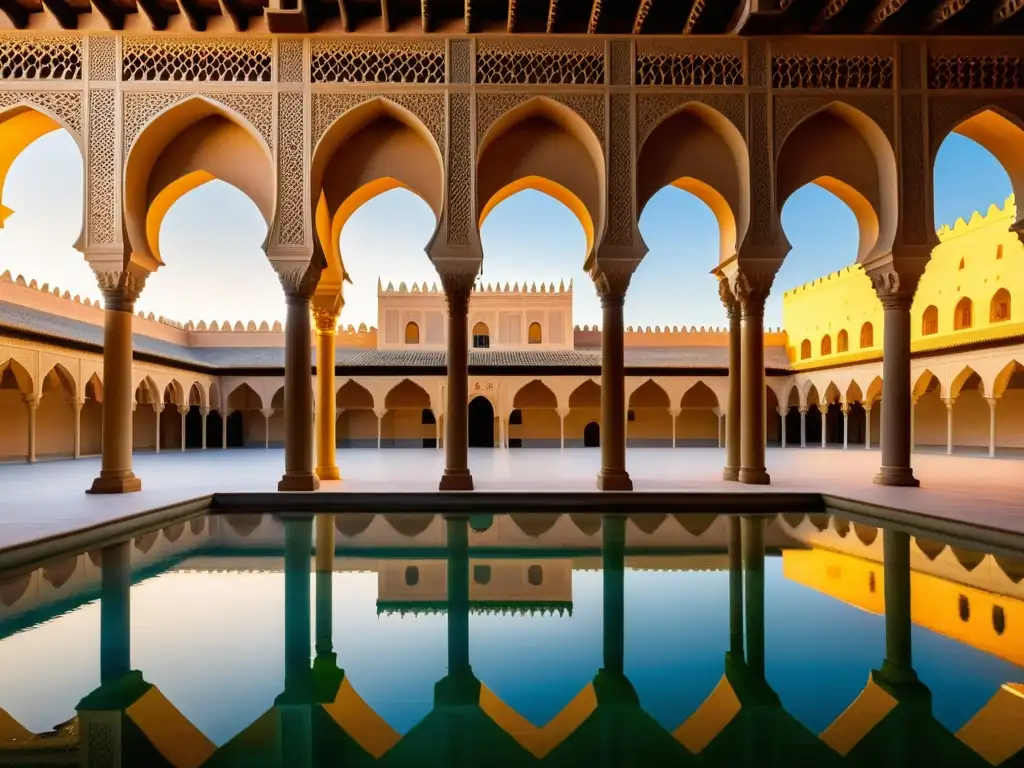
[558,407,569,449]
[24,395,38,463]
[818,404,828,449]
[200,407,209,450]
[89,270,145,494]
[593,270,632,491]
[435,417,442,450]
[864,405,872,450]
[261,408,274,449]
[374,408,386,450]
[497,415,505,449]
[717,413,724,448]
[669,407,680,449]
[799,406,807,448]
[153,403,162,454]
[439,273,474,491]
[313,299,341,480]
[72,400,83,459]
[778,408,787,449]
[735,269,772,485]
[987,397,998,458]
[870,271,919,486]
[910,396,917,453]
[221,409,229,449]
[178,406,188,451]
[275,263,321,492]
[842,403,849,450]
[720,279,742,480]
[944,398,955,455]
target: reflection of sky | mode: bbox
[0,560,1021,746]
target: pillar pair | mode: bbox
[312,296,342,481]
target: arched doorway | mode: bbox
[584,421,600,447]
[468,396,495,448]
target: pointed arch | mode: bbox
[680,380,719,408]
[990,287,1011,323]
[913,369,940,400]
[135,376,160,405]
[336,379,375,410]
[226,382,263,411]
[513,379,558,409]
[384,378,431,410]
[776,102,898,264]
[859,321,874,349]
[629,379,670,408]
[163,380,185,406]
[864,376,883,406]
[478,96,605,265]
[949,366,983,399]
[0,358,33,395]
[992,359,1023,398]
[188,382,206,408]
[569,379,601,408]
[41,362,76,399]
[636,102,749,263]
[837,329,849,353]
[921,304,939,336]
[124,95,276,272]
[953,296,974,330]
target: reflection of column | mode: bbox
[88,273,144,494]
[669,407,680,449]
[178,406,188,451]
[200,407,208,451]
[742,516,765,680]
[284,516,313,698]
[987,397,998,458]
[778,409,786,449]
[315,515,334,663]
[154,403,162,454]
[446,516,471,678]
[842,403,849,450]
[25,396,37,463]
[721,281,742,480]
[439,274,473,491]
[728,516,744,658]
[100,541,132,683]
[375,408,386,450]
[596,277,632,491]
[881,528,915,681]
[73,399,83,459]
[799,406,807,448]
[602,516,626,676]
[278,274,320,492]
[818,404,828,448]
[313,302,340,480]
[874,291,919,486]
[943,398,955,456]
[865,405,872,450]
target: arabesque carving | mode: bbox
[275,91,305,247]
[605,93,633,248]
[636,52,743,87]
[636,93,745,148]
[440,271,476,317]
[718,277,740,321]
[311,92,445,155]
[591,262,634,305]
[476,92,605,150]
[94,268,148,312]
[275,262,322,298]
[0,35,81,80]
[447,92,472,246]
[609,40,632,86]
[88,36,117,82]
[773,94,893,154]
[0,90,82,137]
[732,265,775,314]
[928,56,1024,89]
[772,56,893,89]
[88,89,117,245]
[310,39,445,84]
[122,37,272,83]
[448,39,471,84]
[475,40,604,85]
[277,39,304,83]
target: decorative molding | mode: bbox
[772,56,894,89]
[87,89,117,246]
[275,91,306,247]
[122,37,272,83]
[0,35,81,80]
[446,92,472,246]
[310,38,445,84]
[311,91,445,156]
[636,53,743,87]
[277,38,304,83]
[475,39,604,86]
[87,36,118,82]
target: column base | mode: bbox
[873,466,920,487]
[738,467,771,485]
[596,470,633,491]
[439,469,474,491]
[87,472,142,494]
[315,465,341,481]
[722,466,740,482]
[278,472,321,492]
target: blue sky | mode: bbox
[0,131,1010,330]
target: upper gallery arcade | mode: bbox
[0,22,1022,495]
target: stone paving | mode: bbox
[1,447,1022,552]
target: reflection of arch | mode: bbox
[124,96,275,271]
[336,513,375,537]
[922,305,939,336]
[637,102,749,262]
[954,297,974,331]
[860,322,874,349]
[583,421,600,447]
[990,288,1011,323]
[468,396,494,448]
[478,97,604,263]
[776,103,898,264]
[528,322,542,344]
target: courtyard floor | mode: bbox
[1,447,1023,554]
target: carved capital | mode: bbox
[865,261,917,311]
[439,271,476,318]
[312,293,343,334]
[717,277,740,321]
[732,265,776,317]
[274,261,323,300]
[590,262,635,307]
[94,268,148,312]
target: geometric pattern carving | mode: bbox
[88,89,117,245]
[609,40,632,86]
[898,94,927,246]
[278,39,304,83]
[899,41,922,90]
[476,40,604,85]
[123,91,274,157]
[122,37,272,82]
[0,35,82,80]
[476,92,605,150]
[0,90,82,136]
[448,39,471,84]
[772,56,893,89]
[311,92,445,157]
[275,91,305,247]
[636,93,745,149]
[773,94,894,154]
[636,53,742,87]
[928,56,1024,89]
[87,36,117,82]
[746,40,768,89]
[310,39,445,84]
[447,92,471,246]
[605,93,632,247]
[747,94,772,246]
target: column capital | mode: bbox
[590,261,635,307]
[716,275,741,321]
[817,403,830,415]
[943,397,956,410]
[177,405,189,416]
[986,396,999,408]
[728,263,777,317]
[199,407,211,416]
[798,406,808,415]
[261,408,275,419]
[840,402,851,416]
[93,265,148,313]
[439,269,476,317]
[273,261,323,301]
[153,402,164,414]
[23,393,39,409]
[864,258,924,310]
[373,408,388,419]
[312,293,343,334]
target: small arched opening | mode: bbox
[584,421,600,447]
[468,396,495,448]
[472,322,491,349]
[954,297,974,331]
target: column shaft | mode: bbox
[728,516,744,658]
[314,325,339,480]
[800,408,807,448]
[26,399,37,463]
[279,295,319,491]
[945,400,954,455]
[779,411,787,449]
[843,409,849,449]
[723,304,741,480]
[201,410,208,450]
[89,301,142,493]
[988,398,997,458]
[820,407,827,449]
[222,410,228,449]
[597,295,631,490]
[865,408,872,450]
[742,516,766,678]
[73,401,82,459]
[154,405,161,454]
[100,541,131,683]
[180,409,186,452]
[875,300,919,486]
[739,301,769,484]
[439,278,473,490]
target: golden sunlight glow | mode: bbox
[146,170,216,267]
[671,177,739,262]
[0,109,62,228]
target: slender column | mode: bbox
[498,416,505,449]
[315,515,334,661]
[178,406,188,451]
[736,270,772,485]
[842,403,849,450]
[669,407,680,449]
[439,273,474,491]
[558,408,568,449]
[25,396,38,463]
[595,271,632,491]
[910,396,917,453]
[717,413,724,448]
[864,406,872,450]
[153,403,162,454]
[742,516,766,678]
[313,300,341,480]
[72,400,83,459]
[728,516,744,658]
[261,408,274,450]
[944,398,955,455]
[882,528,914,678]
[987,397,998,458]
[778,408,787,449]
[273,262,322,491]
[222,409,229,449]
[873,288,919,486]
[720,280,742,480]
[89,271,145,494]
[375,408,385,450]
[799,406,808,448]
[818,404,828,449]
[435,417,442,451]
[200,407,208,450]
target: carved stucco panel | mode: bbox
[310,91,445,156]
[475,92,605,150]
[274,91,305,247]
[898,94,928,246]
[604,92,632,247]
[772,93,894,157]
[87,88,117,246]
[446,92,472,246]
[0,90,82,138]
[636,92,745,149]
[747,93,773,247]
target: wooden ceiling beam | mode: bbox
[586,0,601,31]
[420,0,428,32]
[464,0,471,32]
[927,0,970,27]
[40,0,78,28]
[993,0,1024,24]
[380,0,391,30]
[865,0,910,30]
[546,0,558,31]
[176,0,207,30]
[507,0,515,30]
[136,0,170,30]
[90,0,125,28]
[338,0,352,30]
[0,0,28,27]
[632,0,652,32]
[682,0,706,31]
[216,0,248,30]
[810,0,851,30]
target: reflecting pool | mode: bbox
[0,512,1022,766]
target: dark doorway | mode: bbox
[584,421,600,447]
[847,402,867,446]
[226,411,245,448]
[421,408,437,449]
[784,405,801,446]
[184,405,204,449]
[206,409,224,448]
[468,397,494,448]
